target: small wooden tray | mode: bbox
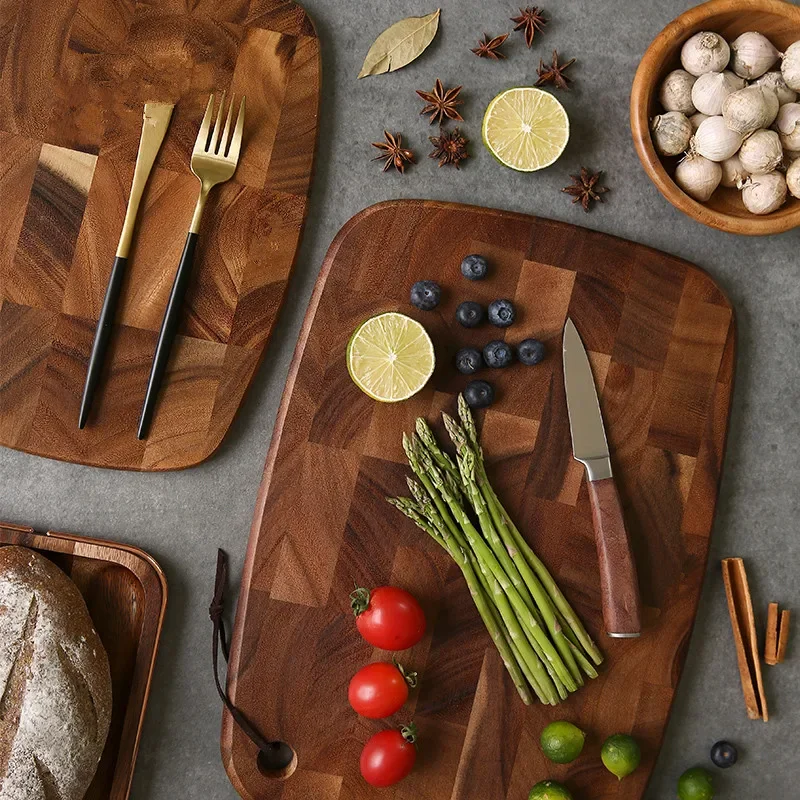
[0,521,167,800]
[0,0,320,470]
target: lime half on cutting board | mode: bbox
[347,312,435,402]
[482,87,569,171]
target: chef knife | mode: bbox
[562,317,641,638]
[78,101,174,429]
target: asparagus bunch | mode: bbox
[387,394,603,706]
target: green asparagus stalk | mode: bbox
[455,394,604,667]
[387,497,535,705]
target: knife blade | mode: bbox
[563,317,641,638]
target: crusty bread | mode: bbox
[0,546,112,800]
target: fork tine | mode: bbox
[208,90,226,153]
[195,93,215,151]
[227,96,245,164]
[218,93,235,156]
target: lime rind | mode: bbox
[347,312,435,403]
[482,87,569,172]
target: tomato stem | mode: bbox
[393,658,418,689]
[400,723,418,745]
[350,586,370,617]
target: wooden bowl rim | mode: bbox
[630,0,800,236]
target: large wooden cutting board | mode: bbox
[0,0,319,470]
[222,201,735,800]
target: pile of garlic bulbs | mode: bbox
[651,31,800,214]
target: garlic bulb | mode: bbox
[730,31,780,80]
[781,41,800,91]
[722,86,779,135]
[690,112,709,130]
[738,129,783,174]
[659,70,697,114]
[691,71,746,116]
[651,112,692,156]
[774,102,800,151]
[740,171,787,214]
[753,71,798,106]
[680,31,730,76]
[720,154,748,188]
[786,158,800,199]
[693,115,744,161]
[675,151,722,201]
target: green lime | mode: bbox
[539,721,586,764]
[346,312,435,403]
[482,87,569,172]
[677,767,714,800]
[528,779,573,800]
[601,733,641,780]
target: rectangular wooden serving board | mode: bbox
[222,200,736,800]
[0,521,167,800]
[0,0,320,470]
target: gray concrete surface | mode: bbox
[2,1,798,797]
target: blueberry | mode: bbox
[410,280,441,311]
[455,347,483,375]
[517,338,546,365]
[464,380,494,409]
[488,299,515,328]
[456,301,485,328]
[460,254,489,281]
[483,340,513,368]
[710,741,738,769]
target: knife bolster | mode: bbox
[578,455,613,481]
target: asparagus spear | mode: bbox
[387,497,535,705]
[455,394,604,667]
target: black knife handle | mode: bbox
[137,232,199,440]
[78,255,128,429]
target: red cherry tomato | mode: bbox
[348,661,416,719]
[360,725,418,788]
[351,586,426,651]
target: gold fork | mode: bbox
[138,92,245,439]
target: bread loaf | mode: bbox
[0,546,112,800]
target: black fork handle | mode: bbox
[137,232,199,439]
[78,255,128,429]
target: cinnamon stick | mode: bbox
[777,609,791,664]
[721,558,768,721]
[765,602,779,666]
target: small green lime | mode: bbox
[539,721,586,764]
[601,733,641,780]
[677,767,714,800]
[528,779,573,800]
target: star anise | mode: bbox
[371,131,415,174]
[429,127,469,168]
[471,33,509,59]
[536,50,576,90]
[416,79,464,125]
[511,6,547,48]
[562,168,609,212]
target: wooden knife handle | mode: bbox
[587,477,642,638]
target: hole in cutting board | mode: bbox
[256,741,297,780]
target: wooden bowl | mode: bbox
[631,0,800,235]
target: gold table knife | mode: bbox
[78,102,173,429]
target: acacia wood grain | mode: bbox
[0,521,167,800]
[0,0,320,470]
[222,201,736,800]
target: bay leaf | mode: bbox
[358,9,441,79]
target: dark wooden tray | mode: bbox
[0,0,320,470]
[222,201,735,800]
[0,521,167,800]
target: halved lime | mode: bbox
[482,87,569,171]
[347,312,435,402]
[540,721,586,764]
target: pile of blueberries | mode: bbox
[409,254,546,410]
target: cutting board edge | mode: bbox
[220,198,738,799]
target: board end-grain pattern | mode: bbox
[222,201,735,800]
[0,0,320,470]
